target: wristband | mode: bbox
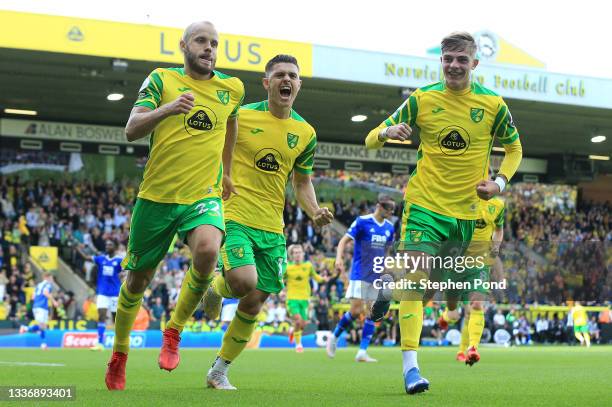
[378,127,389,142]
[494,176,506,193]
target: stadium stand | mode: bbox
[1,166,609,346]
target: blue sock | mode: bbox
[97,322,106,344]
[40,329,46,340]
[360,319,376,350]
[28,325,40,333]
[333,312,353,338]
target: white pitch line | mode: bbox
[0,361,65,367]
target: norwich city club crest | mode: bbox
[410,230,423,242]
[488,204,495,214]
[231,247,245,259]
[216,90,230,105]
[287,133,299,149]
[470,107,484,123]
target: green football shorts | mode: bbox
[399,203,475,255]
[287,299,309,320]
[122,197,224,272]
[220,220,287,294]
[574,324,589,334]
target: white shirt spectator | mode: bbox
[535,318,549,333]
[493,312,506,327]
[26,208,39,228]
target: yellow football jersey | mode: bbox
[225,101,317,233]
[367,81,519,220]
[473,197,505,242]
[285,261,323,300]
[135,67,245,204]
[466,197,505,264]
[572,304,588,326]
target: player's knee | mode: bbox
[192,242,220,272]
[230,278,257,298]
[126,272,149,294]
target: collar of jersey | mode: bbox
[443,81,473,96]
[262,101,296,121]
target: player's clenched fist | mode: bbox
[165,93,195,115]
[313,207,334,227]
[476,180,500,200]
[380,123,412,142]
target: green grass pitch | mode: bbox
[0,346,609,406]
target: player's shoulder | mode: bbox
[289,109,312,127]
[150,67,183,80]
[416,81,445,94]
[240,100,267,113]
[472,81,500,97]
[287,109,316,139]
[384,219,394,227]
[212,70,244,91]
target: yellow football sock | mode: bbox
[574,332,584,344]
[295,330,303,346]
[459,319,470,353]
[468,309,485,348]
[399,300,423,351]
[219,310,257,362]
[167,264,213,332]
[113,283,144,354]
[584,332,591,346]
[212,274,239,299]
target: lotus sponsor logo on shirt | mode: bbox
[254,148,282,173]
[184,105,218,135]
[437,125,471,156]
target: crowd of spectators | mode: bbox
[0,172,609,347]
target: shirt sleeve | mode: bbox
[346,218,359,240]
[229,81,245,118]
[365,93,419,149]
[310,263,324,283]
[134,69,164,110]
[294,132,317,175]
[494,206,505,227]
[491,99,519,144]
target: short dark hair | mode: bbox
[377,193,394,203]
[441,31,477,57]
[265,54,299,77]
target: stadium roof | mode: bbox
[0,11,610,170]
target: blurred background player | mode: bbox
[365,32,522,394]
[285,244,326,352]
[220,298,239,331]
[19,272,58,349]
[571,301,590,347]
[203,54,333,390]
[77,240,123,350]
[105,20,245,390]
[327,194,395,362]
[454,196,505,365]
